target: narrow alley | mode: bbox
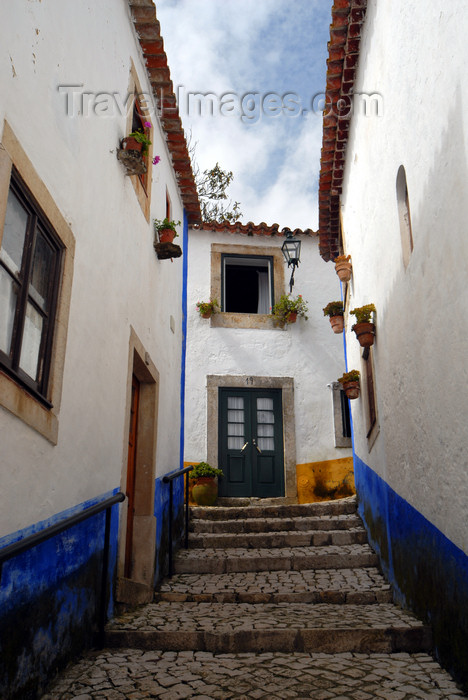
[41,497,465,699]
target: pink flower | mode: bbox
[144,121,152,128]
[152,155,161,165]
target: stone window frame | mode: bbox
[209,242,286,330]
[396,165,414,269]
[0,121,75,444]
[361,346,379,450]
[206,374,297,501]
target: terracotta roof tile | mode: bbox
[128,1,202,223]
[318,0,368,261]
[194,221,316,238]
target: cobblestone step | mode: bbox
[174,543,379,574]
[190,512,363,534]
[105,602,432,654]
[187,527,368,549]
[155,567,393,604]
[41,649,465,699]
[191,495,357,521]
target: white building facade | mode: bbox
[0,1,200,697]
[318,0,468,688]
[185,222,353,503]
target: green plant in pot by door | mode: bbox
[323,300,344,334]
[350,303,376,347]
[338,369,361,399]
[189,462,223,506]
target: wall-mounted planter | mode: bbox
[287,311,297,323]
[352,321,375,347]
[335,256,352,283]
[153,240,182,260]
[117,137,147,176]
[329,315,344,334]
[343,380,360,399]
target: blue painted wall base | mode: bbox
[354,453,468,690]
[0,491,121,700]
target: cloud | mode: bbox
[157,0,332,231]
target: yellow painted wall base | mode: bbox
[296,457,355,504]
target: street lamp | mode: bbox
[281,229,301,293]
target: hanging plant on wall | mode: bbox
[153,218,182,260]
[338,369,361,399]
[323,300,344,334]
[196,299,219,319]
[272,294,308,325]
[350,304,376,347]
[117,124,152,176]
[334,254,352,283]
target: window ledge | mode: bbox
[210,312,285,331]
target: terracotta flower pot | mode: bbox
[286,311,297,323]
[329,315,344,334]
[159,228,176,244]
[335,260,352,283]
[191,477,218,506]
[201,310,212,319]
[121,136,143,152]
[343,380,360,399]
[353,321,375,347]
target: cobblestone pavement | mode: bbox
[107,602,425,633]
[42,649,466,699]
[156,567,392,603]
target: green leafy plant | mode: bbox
[189,462,223,479]
[338,370,360,384]
[196,299,219,317]
[271,294,309,323]
[154,218,181,238]
[128,128,152,155]
[323,301,344,317]
[350,304,376,324]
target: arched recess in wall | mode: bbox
[396,165,414,268]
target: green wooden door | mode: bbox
[218,388,284,498]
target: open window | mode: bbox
[222,254,273,314]
[331,381,352,447]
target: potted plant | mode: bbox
[117,125,152,176]
[272,294,308,325]
[154,218,181,244]
[338,369,361,399]
[122,128,152,156]
[350,304,376,347]
[334,254,352,283]
[196,299,219,319]
[189,462,223,506]
[323,300,344,334]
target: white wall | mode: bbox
[185,228,351,467]
[0,0,185,536]
[341,0,468,552]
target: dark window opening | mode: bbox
[222,255,273,314]
[363,347,377,436]
[340,389,352,438]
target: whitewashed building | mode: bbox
[318,0,468,687]
[0,1,200,697]
[185,221,353,503]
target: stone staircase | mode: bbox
[106,496,432,656]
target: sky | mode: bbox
[156,0,333,230]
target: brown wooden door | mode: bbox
[125,374,140,578]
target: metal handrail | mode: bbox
[0,491,125,647]
[162,465,193,577]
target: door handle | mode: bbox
[240,442,249,453]
[253,439,262,454]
